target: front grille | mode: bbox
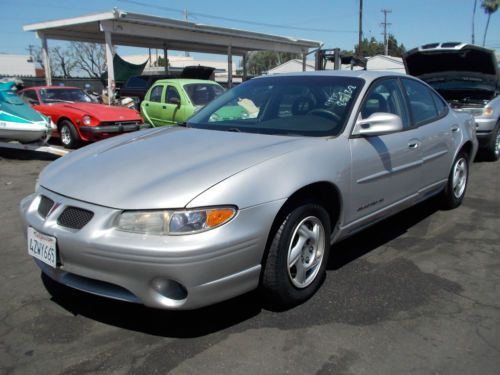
[57,207,94,229]
[38,195,54,218]
[100,121,141,127]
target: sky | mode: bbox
[0,0,498,63]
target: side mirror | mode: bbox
[355,112,403,136]
[168,97,181,107]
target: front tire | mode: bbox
[482,121,500,161]
[442,152,469,210]
[261,203,331,309]
[59,120,81,149]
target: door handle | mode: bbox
[408,142,419,149]
[162,105,166,109]
[145,103,149,107]
[451,125,460,133]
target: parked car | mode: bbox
[120,66,217,109]
[404,42,500,160]
[20,71,477,310]
[140,79,224,126]
[18,86,145,149]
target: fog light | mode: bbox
[151,278,187,301]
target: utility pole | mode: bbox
[358,0,363,56]
[381,9,392,56]
[472,0,477,44]
[184,9,190,57]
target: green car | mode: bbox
[140,79,224,126]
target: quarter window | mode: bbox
[402,79,438,125]
[430,90,448,117]
[149,85,163,102]
[360,79,410,129]
[21,90,40,105]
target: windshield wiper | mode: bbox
[177,122,190,127]
[226,128,241,132]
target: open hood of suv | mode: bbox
[403,43,499,101]
[180,65,215,80]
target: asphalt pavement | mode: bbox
[0,147,499,375]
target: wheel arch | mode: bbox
[260,181,342,266]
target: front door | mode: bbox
[346,78,423,227]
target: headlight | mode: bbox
[117,207,236,235]
[82,115,92,125]
[482,107,493,117]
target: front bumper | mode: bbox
[80,123,149,134]
[19,188,283,310]
[474,117,498,148]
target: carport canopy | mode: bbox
[23,8,322,98]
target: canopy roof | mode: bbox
[23,8,321,55]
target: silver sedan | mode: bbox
[20,71,478,310]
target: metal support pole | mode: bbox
[163,47,169,74]
[302,52,307,72]
[334,48,341,70]
[242,52,248,81]
[227,45,233,89]
[40,34,52,86]
[104,31,115,105]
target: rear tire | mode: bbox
[261,203,331,309]
[59,120,81,149]
[482,121,500,161]
[441,151,469,210]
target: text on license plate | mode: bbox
[27,227,57,268]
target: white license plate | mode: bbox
[27,227,57,268]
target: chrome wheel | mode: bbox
[452,157,467,199]
[60,125,71,145]
[287,216,326,289]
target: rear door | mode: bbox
[401,78,455,193]
[141,84,165,126]
[347,78,423,225]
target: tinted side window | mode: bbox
[149,85,163,102]
[166,86,181,103]
[360,79,410,129]
[402,79,438,125]
[431,90,448,117]
[22,90,40,105]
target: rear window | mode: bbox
[184,84,224,106]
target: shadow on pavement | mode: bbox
[0,147,60,161]
[327,196,440,270]
[42,273,262,338]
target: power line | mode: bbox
[381,9,392,56]
[118,0,357,34]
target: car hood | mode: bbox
[51,103,142,121]
[39,127,309,209]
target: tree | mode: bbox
[51,47,76,78]
[353,34,406,57]
[481,0,499,46]
[245,51,300,75]
[69,42,107,78]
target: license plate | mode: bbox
[27,227,57,268]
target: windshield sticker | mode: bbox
[325,85,357,107]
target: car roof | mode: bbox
[152,79,221,85]
[259,70,407,82]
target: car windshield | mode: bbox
[39,88,92,104]
[184,83,225,106]
[188,76,363,137]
